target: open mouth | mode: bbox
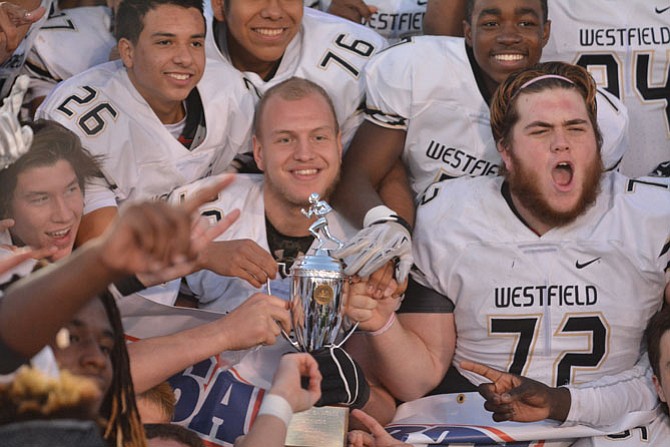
[46,228,71,239]
[552,162,574,188]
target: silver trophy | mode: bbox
[283,193,356,352]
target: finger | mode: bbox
[182,175,234,214]
[0,218,14,232]
[0,10,19,52]
[367,262,395,298]
[24,6,46,24]
[350,409,390,440]
[0,247,34,274]
[194,208,240,251]
[459,360,505,382]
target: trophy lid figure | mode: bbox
[301,193,343,251]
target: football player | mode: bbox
[124,78,396,445]
[22,0,117,115]
[308,0,427,43]
[35,0,254,246]
[541,0,669,178]
[332,0,628,289]
[206,0,386,148]
[346,62,670,444]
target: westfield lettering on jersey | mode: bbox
[494,284,598,308]
[425,140,499,177]
[579,26,670,47]
[367,12,424,34]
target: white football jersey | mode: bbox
[364,36,629,197]
[23,6,115,101]
[542,0,670,177]
[309,0,427,42]
[205,7,387,147]
[0,0,51,98]
[412,172,670,389]
[169,174,355,389]
[576,408,670,447]
[36,60,254,211]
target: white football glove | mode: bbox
[334,205,413,283]
[0,75,32,169]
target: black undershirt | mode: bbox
[265,216,314,278]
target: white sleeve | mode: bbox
[564,353,658,428]
[83,176,118,214]
[595,88,629,171]
[363,45,414,131]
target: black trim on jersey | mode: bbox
[24,60,59,83]
[178,88,206,150]
[398,277,454,313]
[501,181,541,236]
[265,216,315,278]
[595,88,619,112]
[466,43,493,105]
[363,106,407,127]
[113,275,146,296]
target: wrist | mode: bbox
[548,386,571,422]
[258,393,293,427]
[364,205,413,234]
[366,313,396,336]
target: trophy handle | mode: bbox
[281,328,303,352]
[333,321,359,349]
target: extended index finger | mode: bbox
[459,360,506,383]
[182,175,234,214]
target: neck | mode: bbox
[510,192,552,236]
[224,27,280,80]
[263,190,313,237]
[127,72,186,124]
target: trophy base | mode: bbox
[285,405,349,447]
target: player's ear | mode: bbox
[497,140,512,172]
[541,20,551,48]
[212,0,225,21]
[336,130,343,159]
[653,375,667,403]
[252,135,265,172]
[118,38,134,69]
[463,19,473,47]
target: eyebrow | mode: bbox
[524,118,589,130]
[151,32,206,39]
[70,319,116,340]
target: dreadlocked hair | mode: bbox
[97,291,147,447]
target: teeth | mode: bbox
[495,54,524,62]
[294,169,317,175]
[48,229,69,238]
[255,28,283,37]
[168,73,189,80]
[557,162,570,168]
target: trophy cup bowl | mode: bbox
[286,249,346,352]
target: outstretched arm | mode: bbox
[0,178,235,364]
[423,0,466,37]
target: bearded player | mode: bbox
[345,62,670,444]
[332,0,628,287]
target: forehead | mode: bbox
[471,0,543,17]
[14,160,78,194]
[71,298,114,336]
[514,88,589,123]
[260,93,337,132]
[140,4,205,34]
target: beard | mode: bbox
[506,150,603,229]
